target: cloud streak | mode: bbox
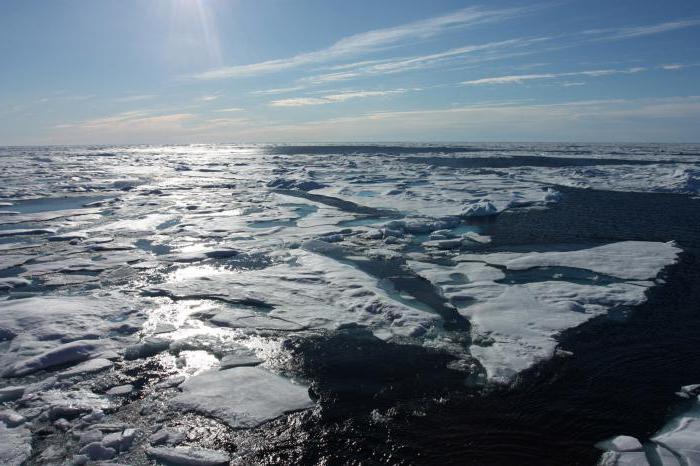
[584,19,700,41]
[192,6,531,80]
[461,67,646,85]
[269,89,408,107]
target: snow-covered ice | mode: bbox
[146,446,230,466]
[458,241,680,281]
[172,367,314,428]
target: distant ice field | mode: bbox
[1,143,699,465]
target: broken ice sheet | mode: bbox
[146,249,440,339]
[409,240,681,383]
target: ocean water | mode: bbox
[1,143,699,465]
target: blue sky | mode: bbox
[1,0,699,144]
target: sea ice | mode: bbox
[148,249,438,339]
[410,240,679,383]
[3,340,101,377]
[459,241,680,281]
[0,422,32,466]
[462,200,498,217]
[57,358,113,379]
[595,435,644,452]
[146,446,230,466]
[219,347,262,369]
[171,366,314,428]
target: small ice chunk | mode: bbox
[423,238,462,250]
[172,367,314,428]
[120,428,137,451]
[79,442,116,461]
[462,231,491,244]
[3,340,99,377]
[462,200,498,218]
[155,375,186,389]
[0,410,26,428]
[123,337,170,360]
[0,386,26,402]
[106,384,134,396]
[219,348,262,370]
[680,384,700,396]
[58,358,113,379]
[153,323,177,335]
[146,446,230,466]
[595,435,643,452]
[79,429,103,445]
[101,431,123,449]
[543,188,562,203]
[149,428,185,446]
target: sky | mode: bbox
[1,0,699,144]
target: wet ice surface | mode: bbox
[0,143,699,465]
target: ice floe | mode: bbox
[148,249,439,339]
[146,446,230,466]
[171,366,314,428]
[410,240,680,383]
[458,241,681,281]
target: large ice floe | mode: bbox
[409,240,680,383]
[0,143,696,463]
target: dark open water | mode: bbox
[233,186,700,466]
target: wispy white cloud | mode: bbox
[214,107,244,112]
[114,94,158,103]
[461,67,646,85]
[303,38,550,84]
[660,63,699,71]
[269,89,408,107]
[250,86,308,96]
[282,17,699,87]
[192,6,533,80]
[38,94,96,103]
[297,17,700,85]
[199,94,221,102]
[584,19,700,41]
[269,97,331,107]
